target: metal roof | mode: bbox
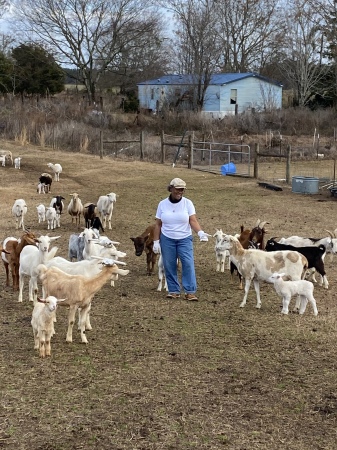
[137,72,282,87]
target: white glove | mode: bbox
[153,240,161,254]
[198,230,210,242]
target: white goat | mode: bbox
[18,234,60,303]
[37,182,46,194]
[268,272,318,316]
[45,207,57,230]
[12,199,27,230]
[47,163,62,181]
[14,157,21,169]
[37,258,129,344]
[213,229,230,272]
[31,296,66,358]
[96,192,117,230]
[0,150,13,165]
[36,204,46,223]
[0,155,5,167]
[67,192,84,227]
[217,235,308,310]
[157,254,168,291]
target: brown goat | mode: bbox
[2,231,37,290]
[130,223,157,275]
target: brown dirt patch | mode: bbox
[1,142,337,449]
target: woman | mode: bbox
[153,177,209,301]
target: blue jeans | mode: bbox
[160,233,197,294]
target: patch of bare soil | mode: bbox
[1,141,337,449]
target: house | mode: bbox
[137,73,283,118]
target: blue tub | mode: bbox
[221,162,236,176]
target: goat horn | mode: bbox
[255,219,261,227]
[326,229,334,238]
[259,221,268,229]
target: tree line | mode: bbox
[0,0,337,109]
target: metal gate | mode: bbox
[191,141,251,176]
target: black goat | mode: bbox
[265,238,328,288]
[84,203,97,229]
[39,173,52,193]
[91,216,104,233]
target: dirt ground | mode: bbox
[1,141,337,450]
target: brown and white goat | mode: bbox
[230,219,268,288]
[1,231,36,291]
[130,223,157,275]
[218,234,308,310]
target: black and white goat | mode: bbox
[265,238,328,289]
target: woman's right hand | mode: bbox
[153,240,161,254]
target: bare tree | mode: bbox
[281,0,330,106]
[214,0,285,72]
[308,0,337,107]
[163,0,222,110]
[11,0,164,103]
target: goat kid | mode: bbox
[268,272,318,316]
[31,296,66,357]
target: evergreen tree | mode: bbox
[11,43,64,95]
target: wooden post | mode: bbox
[187,132,193,169]
[286,144,291,184]
[99,130,103,159]
[160,130,165,164]
[253,143,259,179]
[140,130,144,160]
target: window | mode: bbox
[151,89,154,100]
[230,89,237,105]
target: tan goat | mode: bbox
[37,259,129,344]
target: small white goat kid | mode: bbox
[31,295,66,358]
[12,199,27,230]
[36,204,46,223]
[14,157,21,169]
[213,229,230,272]
[268,272,318,316]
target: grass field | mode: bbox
[0,140,337,449]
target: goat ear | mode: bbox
[37,297,46,303]
[255,219,261,227]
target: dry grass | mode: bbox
[1,140,337,449]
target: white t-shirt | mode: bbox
[155,197,196,239]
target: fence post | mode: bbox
[140,130,144,160]
[286,144,291,184]
[188,132,193,169]
[100,130,103,159]
[253,143,259,178]
[161,130,165,164]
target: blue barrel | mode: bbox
[221,162,236,176]
[292,176,319,194]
